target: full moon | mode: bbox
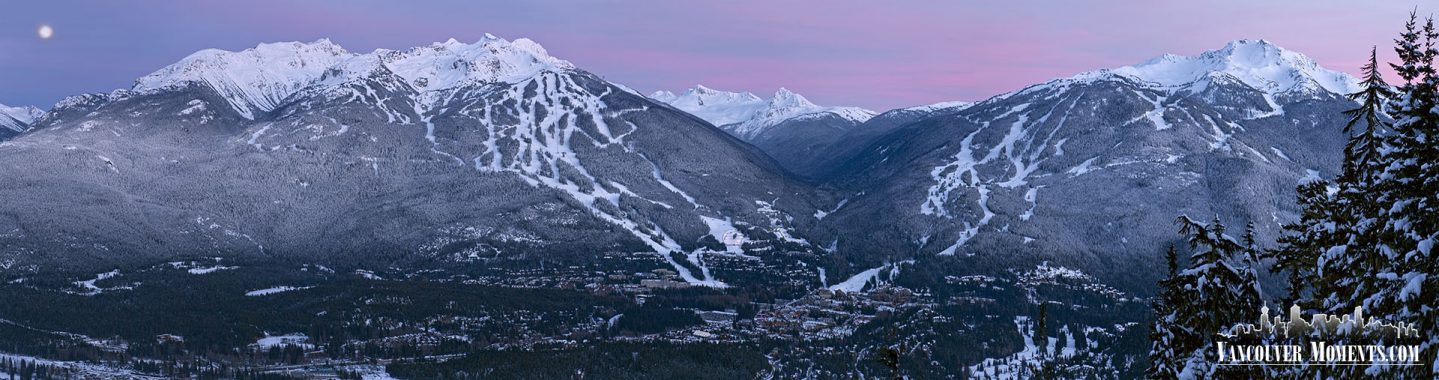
[37,25,54,40]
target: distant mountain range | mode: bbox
[650,86,875,179]
[0,103,42,140]
[650,86,874,139]
[0,38,1357,292]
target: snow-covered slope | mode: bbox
[649,85,767,127]
[367,35,573,93]
[0,104,42,126]
[133,39,352,119]
[0,103,42,134]
[651,86,874,138]
[821,39,1358,289]
[132,35,575,120]
[736,88,875,138]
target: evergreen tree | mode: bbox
[1034,303,1049,353]
[1298,12,1439,378]
[1342,46,1394,184]
[1147,245,1187,380]
[1165,245,1179,277]
[1317,43,1399,319]
[1238,222,1263,299]
[1270,179,1349,309]
[1240,222,1257,254]
[1148,216,1263,379]
[1032,302,1055,379]
[1364,12,1439,376]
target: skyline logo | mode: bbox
[1216,305,1422,367]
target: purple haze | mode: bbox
[1,1,1434,110]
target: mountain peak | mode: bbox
[1218,38,1278,52]
[1072,39,1359,95]
[132,39,356,118]
[649,90,678,101]
[651,85,873,137]
[0,103,42,121]
[0,103,43,133]
[135,39,354,90]
[684,85,760,99]
[376,35,572,93]
[690,84,721,94]
[768,88,818,110]
[650,85,767,126]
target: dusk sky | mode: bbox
[3,1,1437,110]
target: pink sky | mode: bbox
[2,1,1436,109]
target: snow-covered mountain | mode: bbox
[651,86,876,178]
[901,101,974,114]
[0,103,43,139]
[732,88,875,138]
[132,39,353,120]
[1090,39,1359,95]
[649,85,768,127]
[131,35,576,119]
[651,86,874,138]
[820,39,1358,289]
[0,37,826,284]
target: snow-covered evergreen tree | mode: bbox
[1149,217,1263,379]
[1239,222,1263,300]
[1307,12,1437,378]
[1363,12,1439,376]
[1166,245,1179,278]
[1148,245,1187,379]
[1268,180,1336,308]
[1311,43,1393,320]
[1342,46,1394,183]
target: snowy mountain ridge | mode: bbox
[368,36,573,93]
[0,103,43,133]
[738,88,875,138]
[1055,39,1360,96]
[903,100,975,114]
[132,35,573,119]
[820,39,1361,269]
[132,39,352,119]
[649,85,767,126]
[651,85,874,138]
